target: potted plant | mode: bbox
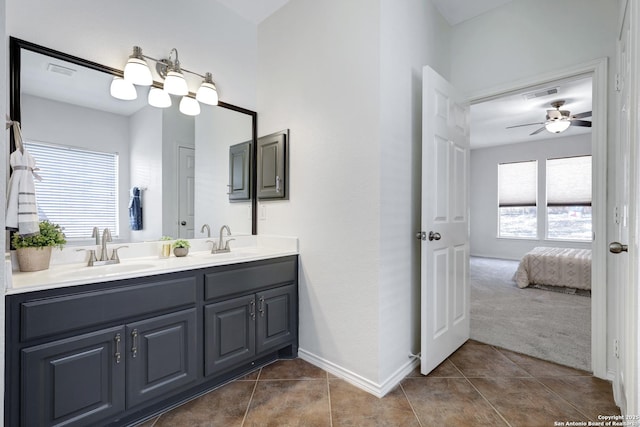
[12,221,66,272]
[172,239,191,257]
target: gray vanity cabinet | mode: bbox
[6,256,298,427]
[229,141,253,201]
[204,284,296,377]
[125,308,197,408]
[21,326,126,427]
[204,295,257,375]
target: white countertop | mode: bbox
[7,235,298,295]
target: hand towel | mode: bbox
[129,187,143,230]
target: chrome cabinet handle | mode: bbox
[275,176,281,193]
[258,297,265,317]
[114,333,121,364]
[609,242,628,253]
[249,299,256,320]
[131,329,138,358]
[428,231,441,241]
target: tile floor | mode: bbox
[137,340,619,427]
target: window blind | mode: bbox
[498,161,537,207]
[546,155,592,206]
[24,141,119,240]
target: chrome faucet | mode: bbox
[100,228,112,261]
[200,224,211,238]
[91,226,100,245]
[211,225,234,254]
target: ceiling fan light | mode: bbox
[110,76,137,100]
[124,46,153,86]
[179,96,201,116]
[545,119,571,133]
[163,70,189,96]
[148,87,172,108]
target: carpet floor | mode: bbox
[470,256,591,371]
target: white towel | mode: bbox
[6,122,40,236]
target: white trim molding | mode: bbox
[298,348,419,398]
[466,57,609,379]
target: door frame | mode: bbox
[465,58,608,379]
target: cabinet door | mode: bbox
[204,295,256,376]
[229,140,252,201]
[126,309,197,408]
[256,285,297,354]
[22,326,125,427]
[257,130,287,199]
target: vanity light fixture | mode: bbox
[115,45,219,116]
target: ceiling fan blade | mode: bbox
[571,120,592,128]
[572,111,592,119]
[530,126,546,135]
[506,122,544,129]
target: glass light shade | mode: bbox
[163,71,189,95]
[196,81,219,106]
[110,77,137,100]
[148,87,171,108]
[124,57,153,86]
[545,119,571,133]
[179,96,201,116]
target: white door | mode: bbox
[420,66,470,375]
[613,0,638,414]
[178,146,195,239]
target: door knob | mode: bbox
[609,242,628,253]
[428,231,441,241]
[180,221,187,226]
[416,232,426,241]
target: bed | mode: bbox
[513,247,592,290]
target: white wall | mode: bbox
[6,0,257,109]
[195,105,253,237]
[130,105,163,242]
[258,0,451,390]
[258,0,383,384]
[470,134,592,260]
[378,0,451,383]
[21,94,131,242]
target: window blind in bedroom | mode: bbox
[546,155,592,206]
[498,160,537,207]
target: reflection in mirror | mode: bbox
[11,39,257,245]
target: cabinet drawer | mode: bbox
[204,257,296,301]
[21,276,197,341]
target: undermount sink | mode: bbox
[91,262,157,276]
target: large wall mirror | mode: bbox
[9,37,257,245]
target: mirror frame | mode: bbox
[9,37,258,235]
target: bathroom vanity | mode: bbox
[4,241,298,427]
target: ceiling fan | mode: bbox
[506,100,592,135]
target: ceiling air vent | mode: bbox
[47,63,76,77]
[522,87,558,101]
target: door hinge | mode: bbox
[614,339,620,359]
[615,73,622,92]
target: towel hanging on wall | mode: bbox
[129,187,143,230]
[6,120,40,236]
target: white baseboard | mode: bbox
[298,348,419,398]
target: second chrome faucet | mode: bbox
[208,225,234,254]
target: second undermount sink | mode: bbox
[90,262,157,276]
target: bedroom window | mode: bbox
[498,160,537,238]
[546,155,592,241]
[24,141,119,240]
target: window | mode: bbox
[498,161,537,238]
[24,141,119,240]
[546,155,592,241]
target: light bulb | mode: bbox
[545,119,571,133]
[110,76,137,100]
[179,96,201,116]
[148,87,171,108]
[124,46,152,86]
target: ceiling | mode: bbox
[470,76,593,149]
[216,0,514,25]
